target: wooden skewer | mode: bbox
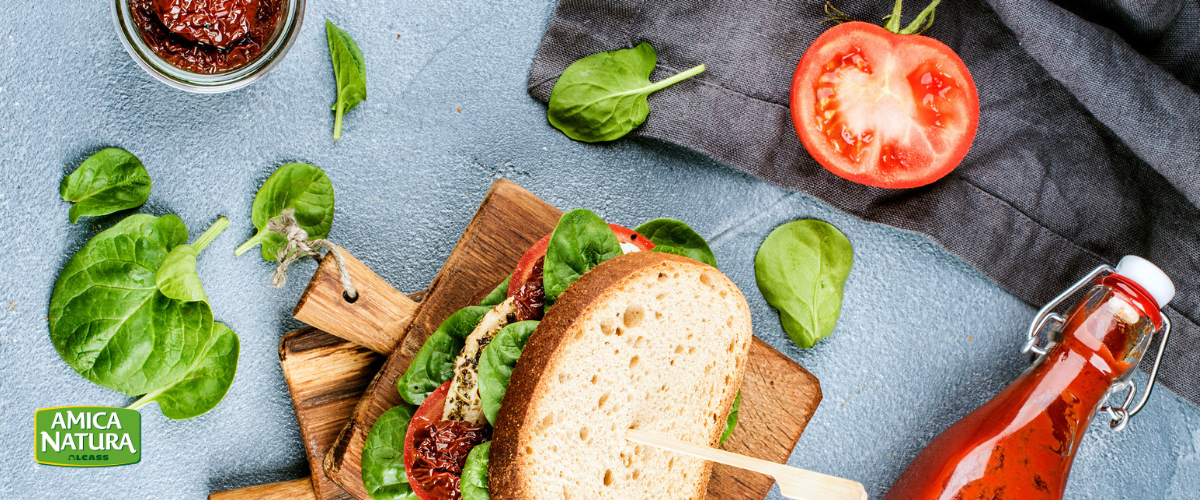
[626,429,868,500]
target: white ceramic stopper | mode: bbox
[1115,255,1174,309]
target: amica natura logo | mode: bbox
[35,406,140,467]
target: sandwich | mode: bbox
[361,209,753,500]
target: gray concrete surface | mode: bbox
[1,0,1198,499]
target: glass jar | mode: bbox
[111,0,305,93]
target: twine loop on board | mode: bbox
[267,209,358,301]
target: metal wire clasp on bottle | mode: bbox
[1020,264,1173,431]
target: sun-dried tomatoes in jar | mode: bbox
[153,0,257,48]
[130,0,282,73]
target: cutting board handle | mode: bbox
[293,246,418,355]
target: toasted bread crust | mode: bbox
[490,252,750,500]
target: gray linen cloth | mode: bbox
[528,0,1200,407]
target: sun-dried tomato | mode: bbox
[154,0,257,48]
[409,420,491,500]
[130,0,281,73]
[513,255,545,321]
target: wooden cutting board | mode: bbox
[209,180,823,500]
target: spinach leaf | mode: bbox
[156,217,228,303]
[128,322,240,420]
[478,275,511,307]
[542,209,622,305]
[362,404,419,500]
[327,20,367,141]
[48,214,229,396]
[156,245,207,302]
[235,163,335,261]
[396,306,490,405]
[478,321,539,425]
[59,148,151,223]
[719,390,741,446]
[547,42,705,142]
[633,218,717,268]
[755,220,854,348]
[461,441,491,500]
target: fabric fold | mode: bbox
[528,0,1200,407]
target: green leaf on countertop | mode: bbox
[547,42,704,142]
[48,214,229,397]
[156,217,229,303]
[234,163,335,262]
[327,20,367,141]
[59,148,151,223]
[755,220,854,348]
[129,322,240,420]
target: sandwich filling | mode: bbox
[364,210,731,500]
[443,297,518,424]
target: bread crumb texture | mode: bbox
[496,253,752,500]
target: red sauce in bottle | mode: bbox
[130,0,282,73]
[884,275,1161,500]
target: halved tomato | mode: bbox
[790,20,978,188]
[507,224,654,321]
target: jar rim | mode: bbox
[111,0,305,93]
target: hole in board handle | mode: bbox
[343,291,359,303]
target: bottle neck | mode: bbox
[1042,278,1158,390]
[1100,274,1163,330]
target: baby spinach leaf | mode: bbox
[156,245,207,302]
[547,42,705,142]
[461,441,491,500]
[327,20,367,141]
[156,217,229,303]
[478,275,512,307]
[48,214,228,396]
[633,218,718,268]
[719,390,741,446]
[59,148,152,223]
[543,209,622,305]
[396,306,490,405]
[129,322,240,420]
[478,321,539,425]
[755,220,854,348]
[362,404,419,500]
[235,163,335,262]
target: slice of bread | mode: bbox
[490,252,753,500]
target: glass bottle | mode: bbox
[883,256,1175,500]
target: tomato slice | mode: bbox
[506,225,654,321]
[507,234,551,301]
[790,21,979,189]
[610,224,656,252]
